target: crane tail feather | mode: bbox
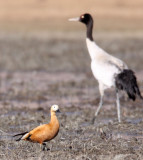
[115,69,143,101]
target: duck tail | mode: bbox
[13,131,28,141]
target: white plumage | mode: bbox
[86,38,128,88]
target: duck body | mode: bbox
[22,115,59,144]
[13,105,60,150]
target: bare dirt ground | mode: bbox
[0,32,143,160]
[0,1,143,159]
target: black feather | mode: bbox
[13,131,28,141]
[115,69,143,101]
[15,137,22,141]
[13,131,28,137]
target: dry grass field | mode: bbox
[0,0,143,160]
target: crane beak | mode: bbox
[56,109,61,113]
[68,17,80,22]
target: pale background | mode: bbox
[0,0,143,32]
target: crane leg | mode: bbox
[116,89,121,122]
[92,83,104,124]
[95,95,103,116]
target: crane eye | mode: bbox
[81,15,84,19]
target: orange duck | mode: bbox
[13,105,60,151]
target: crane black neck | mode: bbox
[86,21,94,41]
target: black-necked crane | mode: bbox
[69,13,142,123]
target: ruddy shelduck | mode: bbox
[13,105,60,151]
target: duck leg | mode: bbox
[42,143,50,151]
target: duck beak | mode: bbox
[68,17,80,22]
[56,109,61,113]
